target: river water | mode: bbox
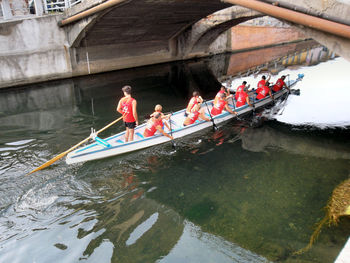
[0,41,349,263]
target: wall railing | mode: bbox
[0,0,82,20]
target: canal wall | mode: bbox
[0,15,72,88]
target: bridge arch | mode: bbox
[60,0,350,76]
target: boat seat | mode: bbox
[136,132,145,139]
[95,136,112,148]
[169,119,178,127]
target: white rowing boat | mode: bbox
[66,74,304,164]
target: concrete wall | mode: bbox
[0,15,72,88]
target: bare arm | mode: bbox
[246,96,253,107]
[267,74,271,82]
[186,101,193,113]
[117,99,123,114]
[132,100,138,125]
[225,104,237,115]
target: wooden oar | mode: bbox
[204,101,218,131]
[169,113,176,150]
[27,115,124,175]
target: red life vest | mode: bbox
[256,85,270,100]
[211,99,227,116]
[216,90,225,97]
[188,111,200,125]
[235,85,245,100]
[236,91,248,107]
[186,97,199,112]
[257,79,266,89]
[273,78,285,92]
[144,119,163,137]
[121,97,136,122]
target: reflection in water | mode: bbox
[240,124,350,160]
[140,123,350,262]
[0,42,349,263]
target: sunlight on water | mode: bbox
[160,221,269,263]
[225,57,350,128]
[275,57,350,127]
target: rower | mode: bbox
[236,85,253,108]
[214,86,233,105]
[150,104,171,120]
[143,113,173,139]
[211,93,237,116]
[185,91,203,117]
[235,81,250,100]
[257,74,271,90]
[272,75,290,93]
[256,81,274,101]
[183,104,210,126]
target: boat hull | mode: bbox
[66,76,302,164]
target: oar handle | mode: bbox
[204,100,217,130]
[96,115,124,135]
[168,112,176,150]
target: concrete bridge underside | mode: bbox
[63,0,350,76]
[1,0,350,88]
[67,0,257,75]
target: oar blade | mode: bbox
[27,151,69,175]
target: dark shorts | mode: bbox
[124,121,136,129]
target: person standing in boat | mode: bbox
[272,75,290,93]
[185,91,203,117]
[236,85,254,108]
[143,113,173,139]
[211,93,237,116]
[257,74,271,90]
[183,104,210,126]
[256,81,274,101]
[117,85,139,142]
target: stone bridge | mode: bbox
[0,0,350,88]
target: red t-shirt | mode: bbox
[121,97,135,122]
[216,90,225,97]
[273,78,285,92]
[236,91,248,107]
[211,99,227,116]
[256,85,270,100]
[257,79,266,89]
[235,85,245,100]
[144,119,163,137]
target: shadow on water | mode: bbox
[0,40,349,263]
